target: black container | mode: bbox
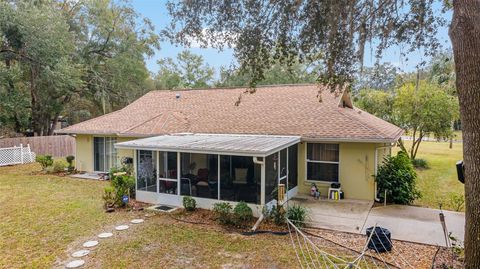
[366,227,392,253]
[330,182,341,189]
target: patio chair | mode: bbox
[180,177,192,196]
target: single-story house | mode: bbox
[58,84,402,214]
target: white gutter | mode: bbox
[374,144,394,201]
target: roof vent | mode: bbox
[175,93,181,99]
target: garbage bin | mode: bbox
[366,226,392,253]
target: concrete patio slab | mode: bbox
[291,196,373,233]
[361,205,465,247]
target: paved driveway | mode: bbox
[293,197,465,247]
[291,197,373,233]
[361,205,465,247]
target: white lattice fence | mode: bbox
[0,144,36,167]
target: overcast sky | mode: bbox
[131,0,452,76]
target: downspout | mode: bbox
[374,144,394,201]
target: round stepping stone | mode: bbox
[130,219,144,224]
[82,240,98,248]
[66,259,85,268]
[98,232,113,238]
[71,250,90,258]
[115,225,129,231]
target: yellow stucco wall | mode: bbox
[75,135,136,172]
[75,134,93,172]
[75,134,388,201]
[297,141,387,200]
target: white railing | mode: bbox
[0,144,36,167]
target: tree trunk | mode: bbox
[48,113,60,136]
[30,67,41,136]
[449,1,480,268]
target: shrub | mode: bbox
[110,170,135,206]
[66,155,75,171]
[109,165,133,178]
[183,196,197,211]
[376,151,420,205]
[52,159,68,173]
[412,158,428,169]
[103,186,116,209]
[286,204,308,227]
[233,201,253,225]
[213,202,233,225]
[263,204,286,225]
[36,155,53,170]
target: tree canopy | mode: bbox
[155,50,214,90]
[164,1,444,88]
[394,82,459,159]
[0,0,159,135]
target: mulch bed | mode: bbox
[170,208,288,233]
[304,227,437,269]
[169,209,464,269]
[431,247,464,269]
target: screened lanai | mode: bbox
[115,133,300,211]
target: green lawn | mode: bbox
[0,163,298,269]
[0,163,137,268]
[393,140,465,211]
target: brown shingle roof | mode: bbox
[58,84,403,142]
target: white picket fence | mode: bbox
[0,144,36,167]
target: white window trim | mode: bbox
[305,143,340,184]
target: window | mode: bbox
[306,143,339,182]
[180,153,218,199]
[158,152,178,194]
[136,150,156,192]
[94,137,117,171]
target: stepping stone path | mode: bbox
[131,219,144,224]
[71,250,90,258]
[115,225,129,231]
[82,240,98,248]
[98,232,113,238]
[66,219,144,268]
[66,260,85,268]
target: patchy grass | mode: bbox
[85,215,298,268]
[393,141,464,211]
[0,163,136,269]
[0,163,298,269]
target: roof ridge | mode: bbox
[336,107,389,139]
[121,112,165,134]
[152,83,322,93]
[57,110,120,132]
[350,107,404,139]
